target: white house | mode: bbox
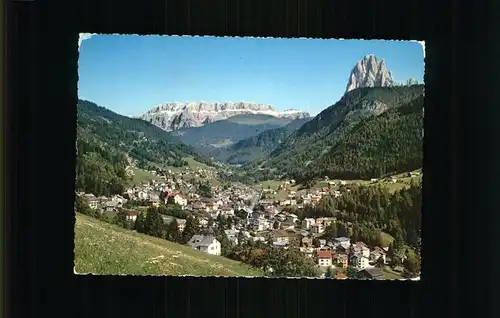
[311,223,325,234]
[286,213,298,224]
[148,193,160,201]
[137,191,148,200]
[220,205,235,216]
[198,218,209,227]
[355,242,371,258]
[279,200,291,206]
[224,229,239,245]
[105,200,119,212]
[187,235,221,256]
[350,253,370,269]
[83,194,100,210]
[302,218,316,229]
[174,194,187,206]
[370,250,387,264]
[251,218,269,231]
[250,236,266,243]
[177,219,186,232]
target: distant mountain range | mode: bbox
[168,114,300,152]
[207,117,311,164]
[76,54,423,185]
[138,101,310,132]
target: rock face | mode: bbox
[345,54,394,94]
[139,102,310,131]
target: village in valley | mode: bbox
[76,160,422,280]
[76,36,424,280]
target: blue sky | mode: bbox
[78,35,424,117]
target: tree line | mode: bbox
[77,99,214,174]
[75,138,130,197]
[243,86,424,182]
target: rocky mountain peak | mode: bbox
[345,54,394,94]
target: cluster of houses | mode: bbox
[232,207,390,270]
[78,192,128,212]
[76,192,144,222]
[177,202,391,273]
[182,229,392,280]
[369,171,422,184]
[261,179,347,209]
[123,165,223,202]
[187,234,222,256]
[77,171,413,279]
[309,237,388,270]
[180,223,390,278]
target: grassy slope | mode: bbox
[130,168,163,185]
[256,169,422,200]
[137,156,222,186]
[379,232,395,247]
[77,100,211,167]
[153,156,216,173]
[74,213,263,277]
[184,157,215,170]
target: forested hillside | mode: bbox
[75,138,130,196]
[209,118,310,164]
[247,85,424,180]
[170,114,293,151]
[304,95,423,180]
[75,100,213,196]
[283,181,422,249]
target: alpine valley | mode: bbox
[75,53,423,279]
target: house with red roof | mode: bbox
[317,250,333,267]
[335,273,348,280]
[124,210,138,222]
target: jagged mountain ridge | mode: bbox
[345,54,394,94]
[139,101,310,131]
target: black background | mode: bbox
[6,0,498,316]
